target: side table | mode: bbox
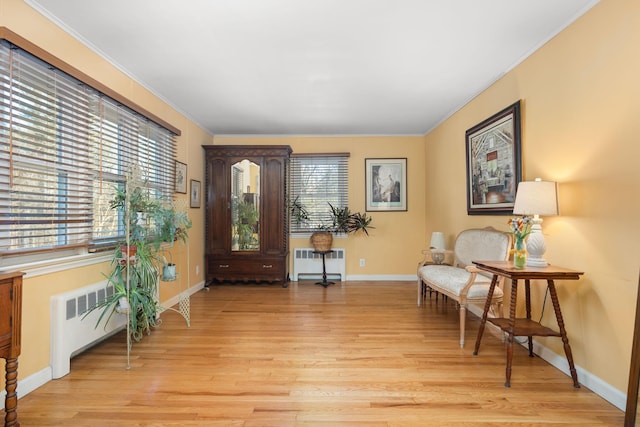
[313,250,334,287]
[472,261,583,388]
[1,271,24,427]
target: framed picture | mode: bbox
[190,179,201,208]
[465,100,522,215]
[365,158,407,211]
[175,160,187,194]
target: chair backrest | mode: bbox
[453,227,511,269]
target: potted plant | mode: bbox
[86,184,177,343]
[296,202,373,252]
[110,185,159,254]
[289,195,310,227]
[87,239,160,342]
[153,203,192,247]
[161,254,176,281]
[233,200,259,250]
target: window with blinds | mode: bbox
[289,154,349,233]
[0,39,176,259]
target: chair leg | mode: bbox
[459,305,466,348]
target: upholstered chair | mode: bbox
[417,227,511,347]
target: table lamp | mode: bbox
[430,231,446,264]
[512,178,559,267]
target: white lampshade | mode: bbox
[512,178,559,267]
[430,232,446,250]
[513,179,558,216]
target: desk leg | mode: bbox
[505,278,518,388]
[524,279,534,357]
[473,274,499,355]
[548,280,580,388]
[4,357,19,427]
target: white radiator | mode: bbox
[293,248,345,281]
[50,280,126,379]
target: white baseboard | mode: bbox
[1,281,206,410]
[346,274,417,281]
[1,366,51,410]
[466,304,626,410]
[531,339,626,410]
[159,280,205,311]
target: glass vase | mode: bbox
[513,237,527,268]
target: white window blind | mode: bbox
[289,153,349,233]
[0,40,176,257]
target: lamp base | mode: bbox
[526,256,549,267]
[525,218,549,268]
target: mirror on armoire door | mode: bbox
[625,272,640,426]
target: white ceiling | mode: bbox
[27,0,598,136]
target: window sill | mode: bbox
[0,251,113,279]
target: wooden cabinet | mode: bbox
[203,145,291,285]
[1,271,23,427]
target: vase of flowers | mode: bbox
[507,216,532,268]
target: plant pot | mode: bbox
[120,245,137,257]
[310,231,333,252]
[162,263,177,281]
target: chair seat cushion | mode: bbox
[418,265,503,299]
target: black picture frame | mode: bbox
[365,158,407,212]
[465,100,522,215]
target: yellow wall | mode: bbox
[0,0,211,387]
[211,136,427,277]
[424,0,640,393]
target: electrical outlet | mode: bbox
[196,265,200,275]
[359,258,365,267]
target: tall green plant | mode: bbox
[85,184,170,342]
[86,237,160,342]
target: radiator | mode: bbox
[50,280,126,379]
[293,248,345,281]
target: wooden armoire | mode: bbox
[202,145,291,285]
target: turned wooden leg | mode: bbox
[505,278,518,387]
[4,357,20,427]
[524,279,534,357]
[548,280,580,388]
[473,274,499,355]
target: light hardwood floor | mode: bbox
[7,281,624,426]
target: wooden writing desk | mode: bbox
[471,261,583,388]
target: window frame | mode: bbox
[0,28,180,268]
[289,153,350,235]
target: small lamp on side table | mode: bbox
[512,178,559,267]
[430,231,447,264]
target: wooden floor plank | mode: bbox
[6,281,624,426]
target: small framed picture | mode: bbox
[365,158,407,211]
[190,179,201,208]
[175,161,187,194]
